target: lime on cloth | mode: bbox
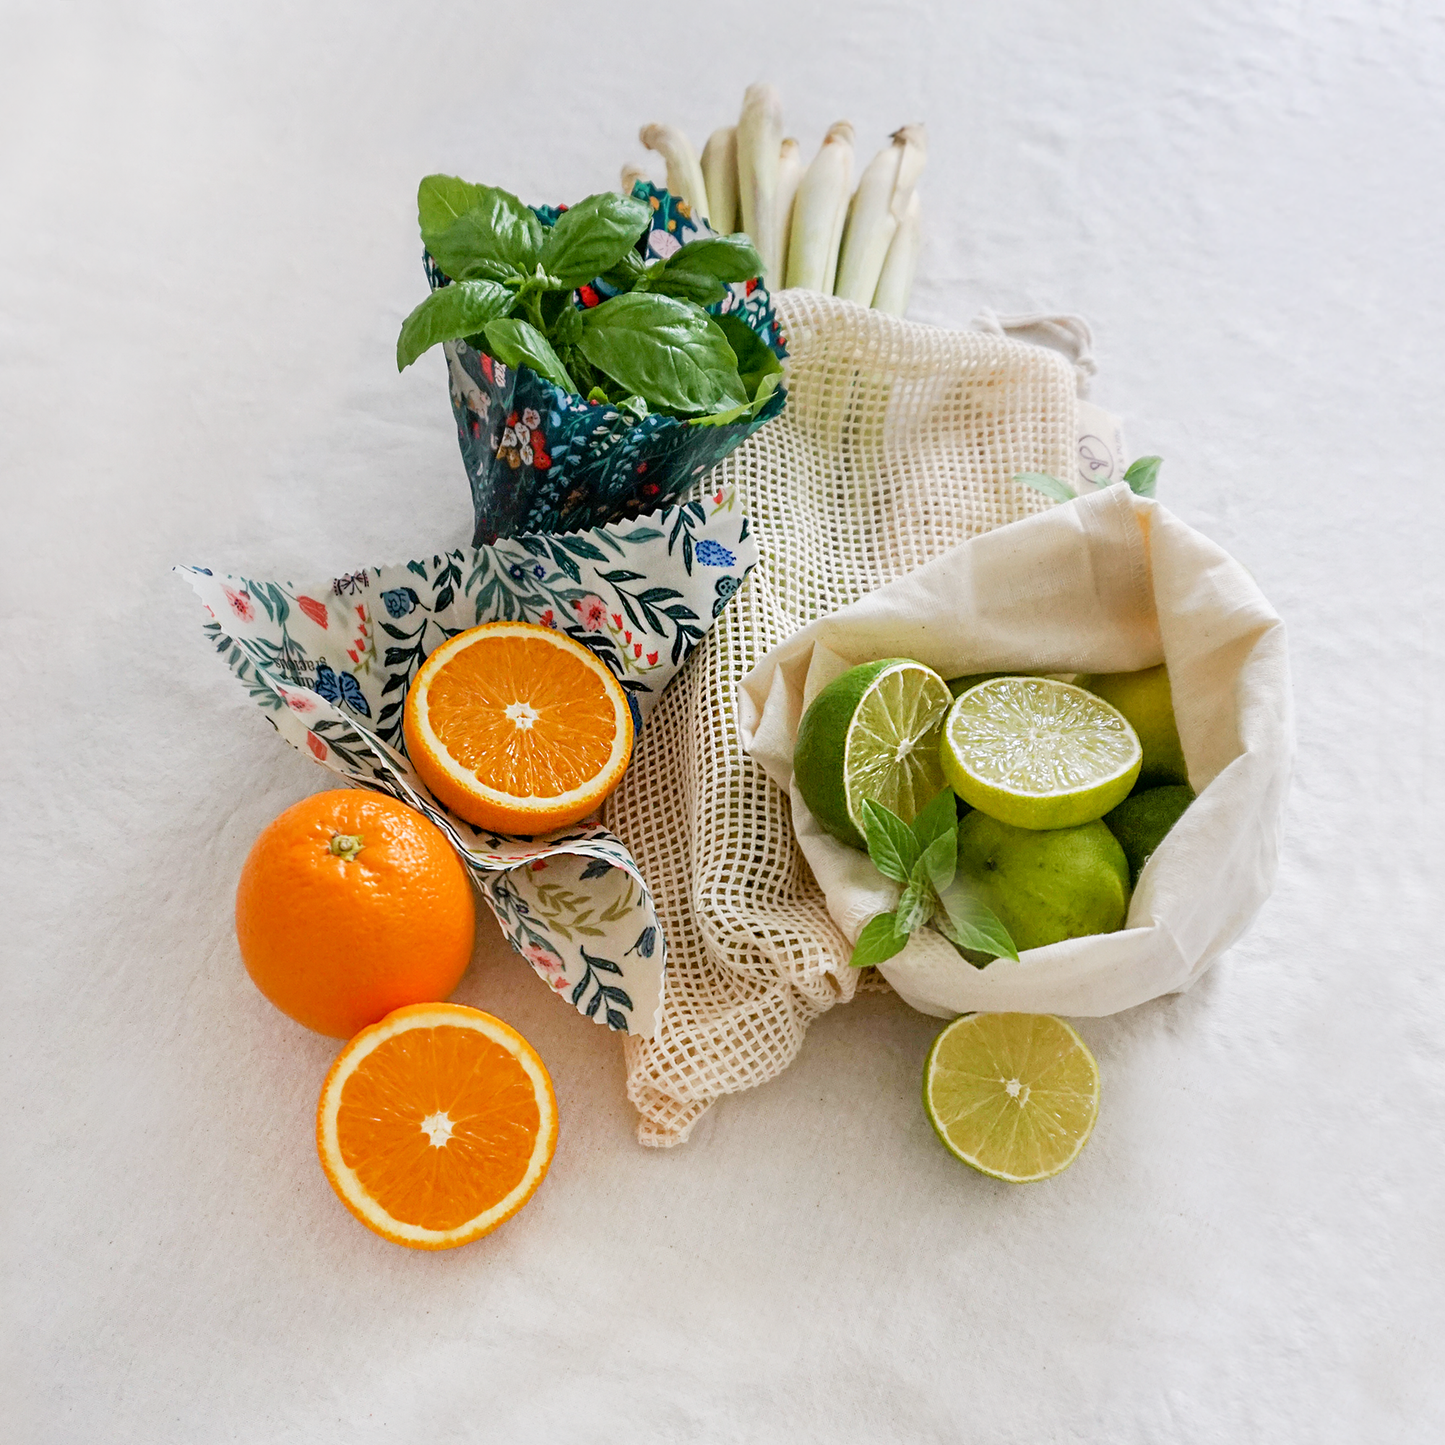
[923,1012,1100,1182]
[1104,784,1195,885]
[941,677,1142,829]
[1087,664,1189,786]
[956,813,1130,951]
[794,659,951,849]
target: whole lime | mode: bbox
[1104,784,1195,885]
[1087,665,1188,786]
[955,812,1130,952]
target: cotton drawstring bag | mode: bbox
[738,484,1293,1019]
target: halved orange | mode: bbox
[316,1003,558,1249]
[403,621,633,835]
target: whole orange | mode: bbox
[235,790,475,1038]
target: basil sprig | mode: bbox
[396,175,779,420]
[848,790,1020,969]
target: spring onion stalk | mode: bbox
[834,124,927,306]
[775,138,804,286]
[639,123,710,223]
[784,120,855,293]
[700,126,739,234]
[871,190,922,315]
[620,162,649,197]
[737,83,784,281]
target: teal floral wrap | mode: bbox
[182,484,756,1038]
[433,184,787,545]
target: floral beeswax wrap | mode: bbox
[435,183,788,545]
[182,485,756,1039]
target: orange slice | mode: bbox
[316,1003,558,1249]
[403,621,633,835]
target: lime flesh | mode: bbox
[941,677,1141,830]
[794,659,951,849]
[923,1013,1100,1182]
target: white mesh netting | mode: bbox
[604,291,1078,1146]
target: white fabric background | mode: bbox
[3,2,1442,1440]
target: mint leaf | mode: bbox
[396,280,514,370]
[481,318,576,394]
[896,861,934,934]
[1015,471,1077,503]
[861,798,921,884]
[910,788,957,852]
[539,192,651,289]
[849,911,909,968]
[920,829,957,895]
[935,883,1019,961]
[1123,455,1162,498]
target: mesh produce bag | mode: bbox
[604,291,1077,1145]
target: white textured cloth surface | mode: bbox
[4,4,1443,1443]
[739,487,1293,1018]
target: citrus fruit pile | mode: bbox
[795,658,1195,955]
[228,618,639,1249]
[794,655,1198,1181]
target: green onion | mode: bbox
[700,126,739,234]
[737,83,784,282]
[775,138,804,289]
[835,124,927,306]
[639,124,710,224]
[784,121,855,293]
[872,190,922,316]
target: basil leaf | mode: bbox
[896,863,934,934]
[578,293,748,414]
[920,830,958,896]
[664,234,764,283]
[1015,471,1077,503]
[934,884,1019,962]
[482,317,576,394]
[600,248,646,292]
[1123,455,1162,498]
[539,192,651,288]
[849,912,909,968]
[861,798,921,884]
[686,371,782,428]
[417,175,489,240]
[395,280,514,370]
[714,314,784,400]
[643,268,730,307]
[420,178,542,283]
[551,303,584,347]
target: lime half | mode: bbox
[923,1013,1100,1182]
[940,677,1141,830]
[794,659,951,849]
